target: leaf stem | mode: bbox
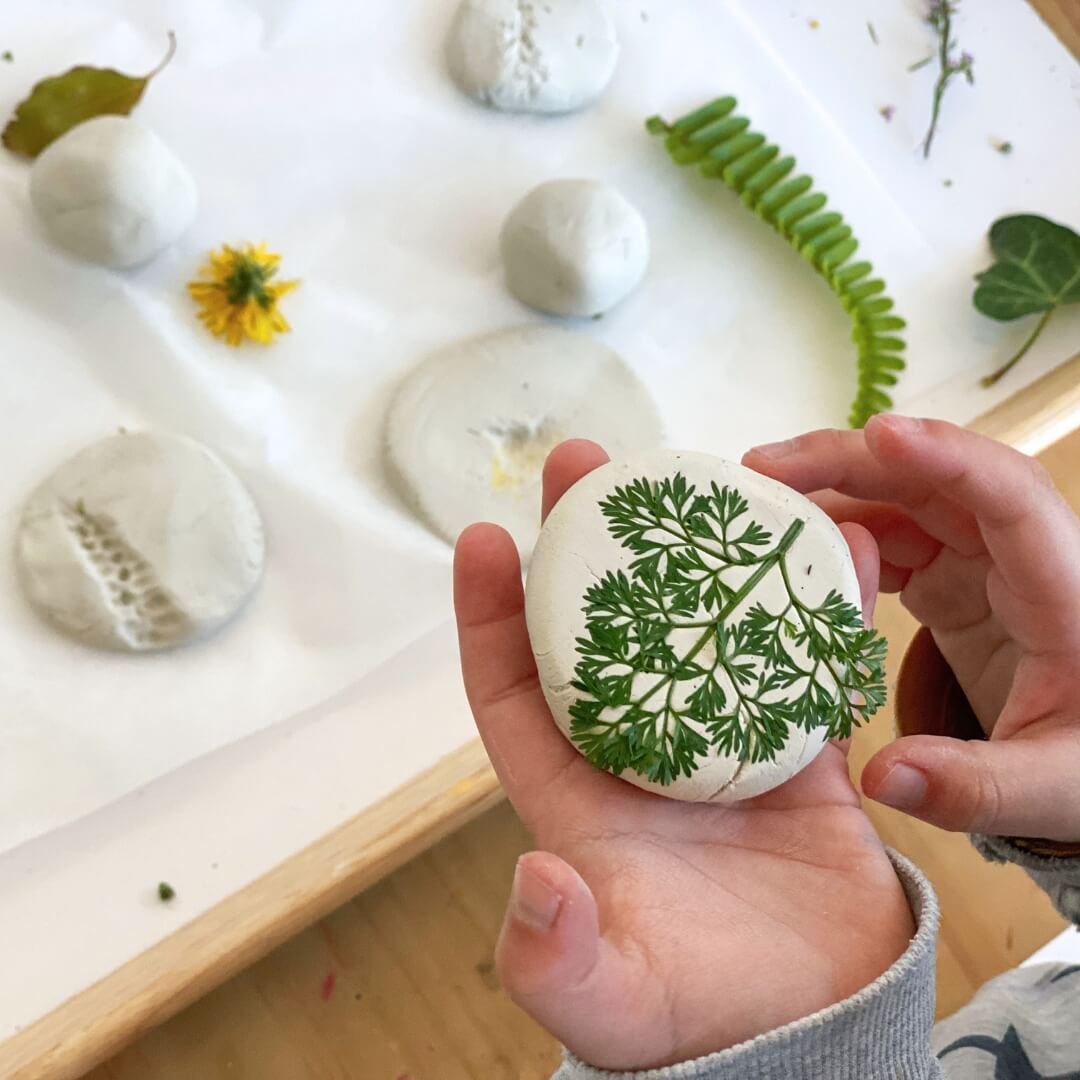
[981,308,1055,388]
[652,520,728,565]
[922,7,952,159]
[779,558,849,708]
[146,31,178,81]
[634,518,806,709]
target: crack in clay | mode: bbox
[62,500,193,649]
[707,753,751,801]
[567,549,604,583]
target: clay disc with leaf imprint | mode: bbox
[525,450,888,802]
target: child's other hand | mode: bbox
[745,415,1080,842]
[453,440,913,1072]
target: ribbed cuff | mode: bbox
[553,851,940,1080]
[972,834,1080,925]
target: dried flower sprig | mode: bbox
[920,1,974,159]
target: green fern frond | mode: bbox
[646,97,906,428]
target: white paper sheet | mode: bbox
[0,0,1077,986]
[1024,928,1080,967]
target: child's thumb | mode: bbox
[495,851,667,1070]
[861,734,1080,841]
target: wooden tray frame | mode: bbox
[3,3,1077,1069]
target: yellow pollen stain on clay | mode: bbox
[489,425,564,494]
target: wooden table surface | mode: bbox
[60,3,1080,1076]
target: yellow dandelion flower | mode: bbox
[187,242,299,347]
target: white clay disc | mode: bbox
[385,326,662,555]
[30,116,198,269]
[16,433,265,652]
[446,0,619,115]
[526,450,866,802]
[501,179,650,318]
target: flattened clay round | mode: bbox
[447,0,619,115]
[30,116,198,269]
[526,450,866,802]
[16,432,265,652]
[501,179,650,317]
[384,326,662,556]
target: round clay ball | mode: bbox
[526,449,868,802]
[16,432,265,652]
[29,116,198,268]
[385,325,662,556]
[501,178,649,318]
[447,0,619,115]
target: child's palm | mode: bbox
[454,441,913,1071]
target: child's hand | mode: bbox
[744,415,1080,842]
[453,440,914,1072]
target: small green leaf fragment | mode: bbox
[1,51,13,63]
[158,881,176,902]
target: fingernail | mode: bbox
[510,858,563,933]
[873,763,928,811]
[870,414,923,435]
[749,439,796,460]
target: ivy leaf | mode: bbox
[975,215,1080,320]
[973,214,1080,387]
[2,32,176,158]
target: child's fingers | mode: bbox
[496,851,669,1071]
[454,437,612,828]
[743,427,983,554]
[454,524,580,827]
[879,562,914,593]
[836,522,880,624]
[811,491,943,573]
[862,731,1080,840]
[542,439,610,523]
[865,416,1080,653]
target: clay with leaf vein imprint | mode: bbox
[447,0,618,115]
[384,326,661,556]
[525,450,888,802]
[16,432,265,652]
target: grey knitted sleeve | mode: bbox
[970,835,1080,925]
[552,851,943,1080]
